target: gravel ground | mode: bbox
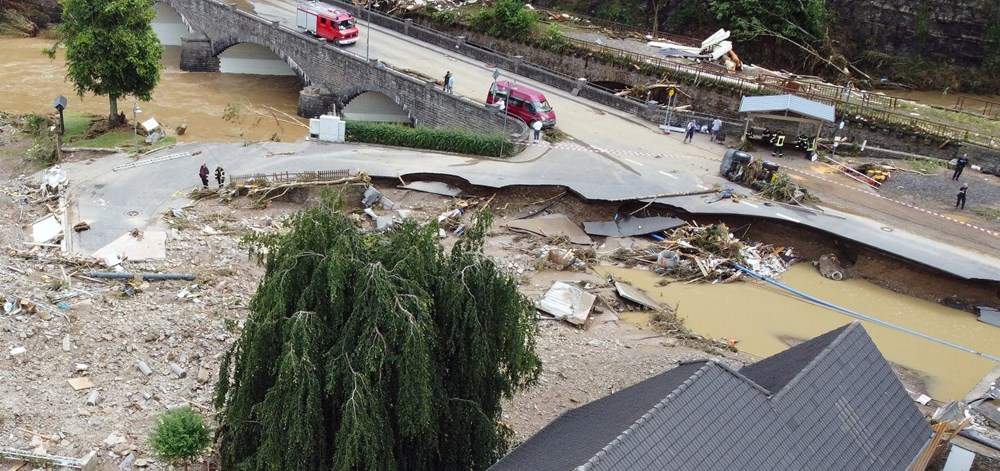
[883,165,1000,213]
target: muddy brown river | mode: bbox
[3,34,998,403]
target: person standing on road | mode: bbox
[444,71,452,93]
[684,120,697,143]
[215,166,226,188]
[710,117,722,142]
[771,131,786,158]
[956,183,968,209]
[199,163,209,189]
[446,73,455,94]
[953,153,970,180]
[531,120,543,143]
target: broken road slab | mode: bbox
[91,231,167,261]
[399,181,464,197]
[614,281,662,311]
[506,214,592,245]
[583,215,686,237]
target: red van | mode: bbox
[486,80,556,129]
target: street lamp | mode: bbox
[132,103,142,155]
[831,81,852,159]
[366,1,379,61]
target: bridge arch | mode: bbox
[210,33,312,84]
[340,85,415,125]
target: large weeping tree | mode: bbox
[53,0,162,122]
[215,194,541,471]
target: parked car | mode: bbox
[486,80,556,129]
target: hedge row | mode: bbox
[344,121,514,158]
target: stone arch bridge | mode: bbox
[158,0,521,136]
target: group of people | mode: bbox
[443,71,455,94]
[682,117,723,144]
[953,153,970,210]
[198,163,225,190]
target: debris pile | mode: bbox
[605,223,797,282]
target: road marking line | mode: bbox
[658,170,678,179]
[775,212,800,223]
[741,202,759,208]
[624,158,644,167]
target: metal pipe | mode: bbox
[730,263,1000,363]
[84,272,196,281]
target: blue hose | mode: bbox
[731,263,1000,363]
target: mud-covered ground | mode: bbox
[1,119,998,469]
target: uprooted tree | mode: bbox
[214,193,542,471]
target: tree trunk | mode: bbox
[109,95,119,124]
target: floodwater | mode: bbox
[880,89,1000,111]
[596,264,1000,402]
[0,36,306,143]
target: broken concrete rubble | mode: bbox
[536,281,597,326]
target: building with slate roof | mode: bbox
[489,322,933,471]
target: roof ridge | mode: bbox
[772,321,859,401]
[576,361,716,471]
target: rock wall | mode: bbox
[825,0,994,67]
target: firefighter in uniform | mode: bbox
[771,131,786,158]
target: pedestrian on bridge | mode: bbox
[199,163,209,189]
[444,71,452,93]
[215,166,226,188]
[446,74,455,94]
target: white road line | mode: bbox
[740,202,759,208]
[658,170,678,179]
[697,185,708,190]
[775,212,800,223]
[624,158,644,167]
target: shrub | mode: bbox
[148,406,211,470]
[344,121,514,157]
[469,0,538,39]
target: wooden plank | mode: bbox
[66,377,95,390]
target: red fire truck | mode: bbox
[296,2,359,46]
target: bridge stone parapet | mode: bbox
[161,0,524,139]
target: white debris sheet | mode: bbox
[536,281,596,325]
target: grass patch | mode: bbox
[62,112,92,138]
[971,206,1000,220]
[345,121,514,157]
[71,131,137,149]
[905,157,946,174]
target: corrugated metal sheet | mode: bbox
[739,94,835,122]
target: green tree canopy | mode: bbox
[148,406,212,470]
[709,0,834,72]
[56,0,163,121]
[469,0,538,39]
[214,194,541,471]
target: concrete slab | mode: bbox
[536,281,596,325]
[506,214,592,245]
[614,281,661,311]
[583,215,686,237]
[32,214,62,244]
[91,231,167,261]
[976,306,1000,328]
[399,181,464,197]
